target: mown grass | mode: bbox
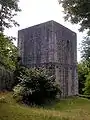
[0,92,90,120]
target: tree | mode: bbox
[0,0,21,32]
[78,61,89,94]
[59,0,90,35]
[0,33,18,71]
[83,73,90,95]
[81,36,90,62]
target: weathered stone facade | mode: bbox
[18,20,78,97]
[0,66,14,91]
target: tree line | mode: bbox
[0,0,20,71]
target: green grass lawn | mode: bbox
[0,92,90,120]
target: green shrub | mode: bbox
[83,73,90,95]
[13,65,27,86]
[78,62,89,94]
[13,68,61,105]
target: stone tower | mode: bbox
[18,20,78,97]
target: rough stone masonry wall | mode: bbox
[52,21,78,96]
[18,20,78,97]
[0,66,14,91]
[18,21,56,74]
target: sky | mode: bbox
[4,0,86,62]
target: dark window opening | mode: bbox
[67,40,70,50]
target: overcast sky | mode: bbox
[5,0,85,62]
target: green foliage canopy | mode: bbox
[0,33,18,70]
[83,73,90,95]
[81,36,90,61]
[0,0,21,32]
[59,0,90,35]
[78,61,89,94]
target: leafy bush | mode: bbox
[83,73,90,95]
[13,68,61,105]
[0,33,18,71]
[13,65,27,86]
[78,62,89,94]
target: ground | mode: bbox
[0,92,90,120]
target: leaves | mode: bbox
[0,33,18,71]
[81,36,90,61]
[0,0,21,32]
[59,0,90,35]
[83,73,90,95]
[13,68,61,105]
[78,61,89,94]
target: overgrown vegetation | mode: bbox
[0,0,20,91]
[0,33,18,71]
[78,61,89,94]
[78,37,90,95]
[83,73,90,95]
[59,0,90,35]
[78,61,90,95]
[0,33,18,91]
[0,0,21,32]
[13,68,61,105]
